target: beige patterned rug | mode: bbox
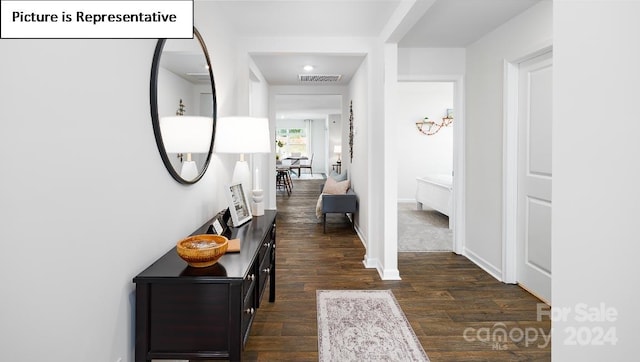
[317,290,429,362]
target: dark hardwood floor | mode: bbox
[244,179,551,361]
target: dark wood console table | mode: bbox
[133,210,276,361]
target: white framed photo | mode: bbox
[225,182,252,227]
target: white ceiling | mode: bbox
[398,0,541,47]
[161,51,211,84]
[200,0,541,118]
[160,37,211,84]
[207,0,403,38]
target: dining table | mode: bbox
[282,156,308,177]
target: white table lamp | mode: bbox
[334,145,342,164]
[160,116,213,180]
[215,116,271,216]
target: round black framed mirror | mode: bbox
[150,27,217,184]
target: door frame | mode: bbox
[502,43,553,283]
[397,74,465,254]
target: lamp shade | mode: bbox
[214,116,271,154]
[160,116,213,153]
[334,145,342,154]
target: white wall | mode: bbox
[0,6,239,361]
[347,57,370,246]
[158,66,198,118]
[248,59,271,209]
[395,82,453,201]
[398,47,466,78]
[276,119,306,130]
[327,114,342,168]
[464,1,552,276]
[310,118,327,174]
[553,1,640,360]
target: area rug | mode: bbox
[291,172,326,180]
[317,290,429,362]
[398,202,452,252]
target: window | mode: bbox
[276,128,308,156]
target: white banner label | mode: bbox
[1,1,194,39]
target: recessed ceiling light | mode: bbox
[303,65,314,72]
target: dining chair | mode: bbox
[281,159,296,177]
[297,153,313,176]
[276,160,293,195]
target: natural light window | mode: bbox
[276,128,308,156]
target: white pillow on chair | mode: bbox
[322,177,350,195]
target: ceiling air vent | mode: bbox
[185,72,211,83]
[298,74,342,83]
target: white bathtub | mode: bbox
[416,175,453,224]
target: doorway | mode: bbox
[393,75,465,254]
[274,94,342,179]
[396,81,454,252]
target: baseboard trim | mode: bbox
[355,221,399,280]
[362,256,378,269]
[354,221,366,249]
[380,268,401,280]
[464,247,503,282]
[362,254,402,280]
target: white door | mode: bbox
[516,51,552,303]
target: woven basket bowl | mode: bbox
[176,234,229,268]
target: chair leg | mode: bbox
[287,172,293,191]
[286,176,291,195]
[323,213,326,233]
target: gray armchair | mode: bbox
[320,184,357,233]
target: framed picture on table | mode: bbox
[225,182,252,227]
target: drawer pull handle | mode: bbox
[245,307,255,315]
[262,267,271,274]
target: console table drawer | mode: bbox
[257,237,271,266]
[243,270,256,300]
[241,285,256,343]
[257,248,272,305]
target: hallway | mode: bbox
[244,179,550,361]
